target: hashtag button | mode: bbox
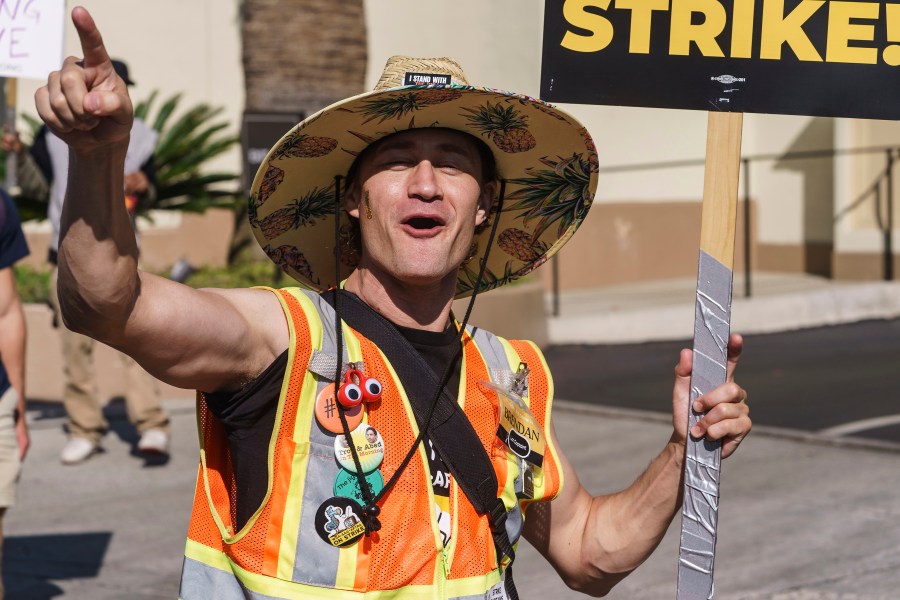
[315,383,364,434]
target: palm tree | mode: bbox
[232,0,368,262]
[241,0,367,114]
[135,92,241,215]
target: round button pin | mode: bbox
[315,383,363,434]
[334,424,385,473]
[314,496,366,547]
[334,468,384,504]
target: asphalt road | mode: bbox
[544,317,900,444]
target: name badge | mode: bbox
[488,383,546,467]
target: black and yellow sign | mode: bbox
[541,0,900,120]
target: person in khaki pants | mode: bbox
[49,267,169,463]
[2,60,171,465]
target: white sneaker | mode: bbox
[60,437,100,465]
[137,428,170,455]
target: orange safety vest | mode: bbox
[180,288,563,599]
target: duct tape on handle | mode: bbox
[676,250,732,600]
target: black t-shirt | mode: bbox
[205,311,461,531]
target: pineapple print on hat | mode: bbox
[516,96,570,122]
[498,228,549,262]
[419,87,464,105]
[272,130,338,159]
[462,101,536,154]
[256,186,335,241]
[263,245,319,284]
[358,88,464,124]
[457,261,516,296]
[256,164,285,206]
[248,55,599,297]
[578,127,600,173]
[506,153,594,240]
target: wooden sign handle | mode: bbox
[676,111,743,600]
[700,112,743,268]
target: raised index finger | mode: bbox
[71,6,110,69]
[725,333,743,382]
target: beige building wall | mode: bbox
[833,119,900,279]
[13,0,897,284]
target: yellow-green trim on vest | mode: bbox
[183,287,560,598]
[183,537,502,600]
[275,288,325,580]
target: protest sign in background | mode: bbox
[0,0,66,80]
[542,0,900,121]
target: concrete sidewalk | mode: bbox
[5,397,900,598]
[549,272,900,344]
[7,273,900,597]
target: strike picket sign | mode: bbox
[534,1,900,596]
[542,0,900,120]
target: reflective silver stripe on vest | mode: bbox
[290,291,526,587]
[292,291,344,585]
[180,557,283,600]
[466,326,509,371]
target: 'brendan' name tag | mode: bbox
[495,392,545,467]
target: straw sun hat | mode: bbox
[249,56,599,298]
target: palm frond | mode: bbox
[21,114,44,139]
[152,94,182,133]
[134,89,158,121]
[135,92,240,216]
[506,153,594,239]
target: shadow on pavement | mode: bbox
[3,531,112,598]
[104,398,172,468]
[26,397,171,468]
[21,399,68,422]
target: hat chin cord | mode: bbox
[329,175,506,536]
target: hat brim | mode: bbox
[249,84,598,298]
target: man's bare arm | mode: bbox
[0,266,28,459]
[38,7,287,393]
[524,337,750,596]
[0,267,25,398]
[523,424,684,596]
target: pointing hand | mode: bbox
[34,6,133,153]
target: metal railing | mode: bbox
[551,145,899,315]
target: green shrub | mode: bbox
[182,260,285,290]
[14,265,50,304]
[134,92,242,215]
[12,259,290,306]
